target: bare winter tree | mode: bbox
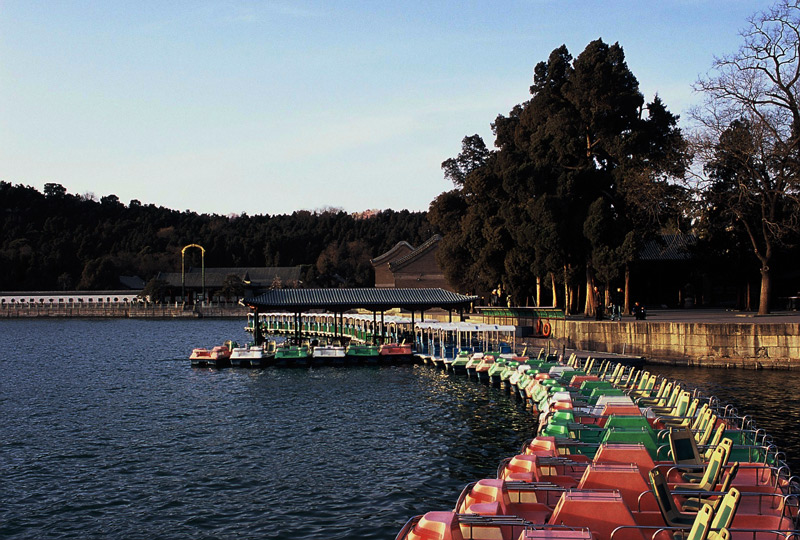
[692,0,800,314]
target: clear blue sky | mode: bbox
[0,1,772,216]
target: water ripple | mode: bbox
[3,320,795,539]
[0,319,537,540]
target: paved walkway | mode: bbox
[571,308,800,324]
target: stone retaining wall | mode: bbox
[529,319,800,369]
[0,304,248,318]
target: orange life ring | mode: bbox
[542,321,552,337]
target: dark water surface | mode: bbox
[643,364,800,474]
[2,320,798,539]
[1,319,538,539]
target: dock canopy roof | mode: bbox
[244,288,477,312]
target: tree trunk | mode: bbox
[584,266,595,317]
[745,281,751,311]
[551,272,557,308]
[758,264,771,315]
[536,276,541,307]
[569,284,575,314]
[563,265,570,316]
[624,264,631,315]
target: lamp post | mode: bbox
[181,244,205,304]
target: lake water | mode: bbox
[637,364,800,474]
[1,319,797,539]
[1,319,537,539]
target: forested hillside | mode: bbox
[0,182,432,291]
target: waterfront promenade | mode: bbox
[3,299,797,368]
[534,308,800,370]
[619,308,800,324]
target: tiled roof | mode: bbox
[370,241,415,265]
[158,267,302,288]
[389,234,442,271]
[187,267,302,282]
[156,272,225,288]
[118,275,145,289]
[638,233,697,261]
[244,287,477,311]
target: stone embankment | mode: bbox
[524,311,800,369]
[0,303,248,318]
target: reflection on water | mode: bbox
[0,319,537,540]
[647,365,800,473]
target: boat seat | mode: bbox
[704,432,732,463]
[675,444,730,490]
[695,413,719,447]
[653,391,691,419]
[651,467,741,531]
[638,381,675,408]
[681,462,740,512]
[708,488,740,532]
[650,467,698,528]
[660,398,701,429]
[403,511,465,540]
[627,374,657,399]
[670,427,703,466]
[706,529,729,540]
[682,503,714,540]
[681,436,732,483]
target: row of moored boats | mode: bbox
[397,353,800,540]
[189,340,414,368]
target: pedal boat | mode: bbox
[273,345,310,367]
[346,343,380,364]
[312,344,346,365]
[230,344,271,367]
[379,342,413,363]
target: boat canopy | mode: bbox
[415,321,515,333]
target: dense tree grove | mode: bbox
[430,40,690,314]
[6,3,800,314]
[0,182,432,291]
[432,17,800,314]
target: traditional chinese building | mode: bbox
[370,235,451,291]
[155,266,303,303]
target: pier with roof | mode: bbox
[242,287,478,345]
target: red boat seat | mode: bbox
[405,511,464,540]
[525,437,560,457]
[457,479,553,525]
[499,455,538,482]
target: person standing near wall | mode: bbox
[612,288,624,321]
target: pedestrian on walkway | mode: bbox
[612,288,624,321]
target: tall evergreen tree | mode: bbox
[432,40,689,313]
